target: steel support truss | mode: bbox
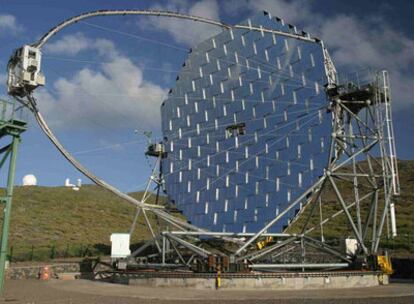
[5,8,366,272]
[0,99,26,294]
[128,70,399,272]
[5,8,398,272]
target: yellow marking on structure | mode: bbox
[377,255,393,274]
[256,236,273,250]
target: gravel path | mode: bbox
[0,279,413,304]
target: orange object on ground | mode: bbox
[39,266,51,280]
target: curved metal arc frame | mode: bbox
[33,9,320,49]
[8,9,347,264]
[17,9,334,241]
[25,95,204,234]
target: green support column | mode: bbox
[0,135,20,295]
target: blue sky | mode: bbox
[0,0,413,192]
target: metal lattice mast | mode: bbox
[321,70,399,257]
[0,99,26,295]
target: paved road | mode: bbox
[1,279,413,303]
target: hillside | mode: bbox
[0,160,413,261]
[287,159,414,256]
[0,185,167,260]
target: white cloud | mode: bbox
[28,0,414,132]
[143,0,222,47]
[237,0,414,109]
[45,33,91,56]
[317,16,414,109]
[318,15,414,69]
[45,32,119,58]
[247,0,313,25]
[0,14,23,34]
[37,35,167,130]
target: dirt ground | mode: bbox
[0,279,413,304]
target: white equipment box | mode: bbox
[7,45,45,96]
[345,238,358,257]
[110,233,131,259]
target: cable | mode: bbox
[7,9,334,245]
[71,139,147,156]
[25,94,205,232]
[24,94,245,245]
[57,17,324,90]
[33,10,319,49]
[42,55,319,91]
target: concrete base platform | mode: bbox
[112,271,388,290]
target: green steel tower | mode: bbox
[0,99,26,295]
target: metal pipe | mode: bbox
[33,10,320,49]
[300,179,327,234]
[304,236,352,263]
[373,190,394,252]
[169,239,186,265]
[235,177,325,255]
[142,209,161,253]
[130,237,160,257]
[390,202,397,237]
[305,191,373,235]
[332,140,378,172]
[165,233,212,258]
[0,136,20,295]
[165,231,294,237]
[129,263,185,268]
[362,190,377,241]
[239,236,298,262]
[328,175,368,254]
[249,263,349,269]
[129,207,141,235]
[162,235,166,265]
[349,122,363,237]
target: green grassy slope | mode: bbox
[0,185,166,260]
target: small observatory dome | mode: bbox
[22,174,37,186]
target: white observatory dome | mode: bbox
[22,174,37,186]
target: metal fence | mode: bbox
[7,234,413,262]
[7,243,111,262]
[0,99,29,123]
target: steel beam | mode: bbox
[0,137,21,294]
[130,237,160,257]
[142,209,161,253]
[238,236,298,262]
[164,233,212,258]
[328,175,368,254]
[249,263,349,269]
[129,207,142,235]
[235,178,325,255]
[304,236,352,263]
[305,191,373,235]
[166,231,294,237]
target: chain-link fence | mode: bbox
[7,233,413,262]
[7,241,152,262]
[7,243,111,262]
